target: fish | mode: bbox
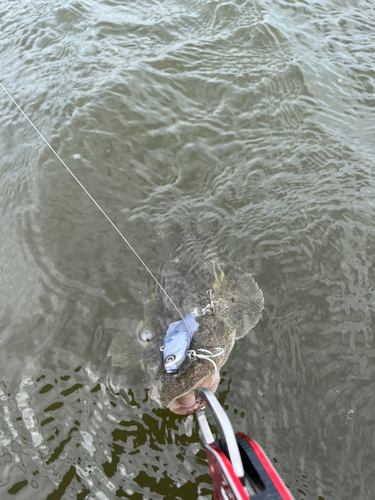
[133,223,264,415]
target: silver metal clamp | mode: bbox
[195,388,245,481]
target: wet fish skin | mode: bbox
[141,222,264,415]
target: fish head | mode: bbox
[143,306,237,415]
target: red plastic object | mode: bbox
[206,442,249,500]
[205,433,295,500]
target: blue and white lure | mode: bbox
[161,313,200,373]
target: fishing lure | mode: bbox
[161,313,200,373]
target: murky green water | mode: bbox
[1,0,375,498]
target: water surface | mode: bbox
[1,0,375,498]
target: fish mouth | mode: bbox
[168,372,220,415]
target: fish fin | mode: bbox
[220,268,264,339]
[107,330,144,369]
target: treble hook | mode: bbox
[188,347,224,373]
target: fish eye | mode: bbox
[165,355,176,364]
[140,328,155,342]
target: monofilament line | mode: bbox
[0,82,185,322]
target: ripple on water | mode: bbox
[1,0,375,498]
[0,356,216,499]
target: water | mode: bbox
[1,0,375,498]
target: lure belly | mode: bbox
[162,313,199,373]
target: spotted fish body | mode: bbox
[140,221,264,415]
[162,313,199,373]
[108,219,264,414]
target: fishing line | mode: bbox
[0,82,186,323]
